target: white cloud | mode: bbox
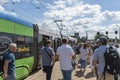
[42,0,120,38]
[0,5,4,10]
[1,0,120,39]
[102,11,120,21]
[45,3,101,21]
[0,0,8,5]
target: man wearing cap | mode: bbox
[93,37,115,80]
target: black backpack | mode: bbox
[104,46,120,79]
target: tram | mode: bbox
[0,12,39,80]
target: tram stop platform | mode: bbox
[25,60,96,80]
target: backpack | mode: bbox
[0,55,5,73]
[104,46,120,76]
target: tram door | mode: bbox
[32,24,39,70]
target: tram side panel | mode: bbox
[0,16,34,80]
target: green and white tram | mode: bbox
[0,12,39,80]
[0,12,62,80]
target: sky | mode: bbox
[0,0,120,39]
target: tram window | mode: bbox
[16,36,25,45]
[0,33,14,40]
[25,36,33,44]
[37,34,43,48]
[38,34,42,43]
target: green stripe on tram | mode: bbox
[0,56,34,80]
[0,18,35,80]
[15,56,34,80]
[0,18,33,37]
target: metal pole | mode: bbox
[54,20,63,39]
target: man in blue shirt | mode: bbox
[93,37,118,80]
[40,40,55,80]
[3,43,17,80]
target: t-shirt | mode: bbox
[79,47,89,60]
[4,51,15,75]
[93,45,107,75]
[57,44,74,70]
[40,46,55,66]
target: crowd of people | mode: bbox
[40,37,120,80]
[1,37,120,80]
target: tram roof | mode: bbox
[39,28,61,38]
[0,12,33,27]
[68,36,77,43]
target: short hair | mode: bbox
[98,37,107,45]
[62,39,68,44]
[10,43,17,49]
[47,40,52,44]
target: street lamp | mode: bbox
[84,26,88,39]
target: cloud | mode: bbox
[0,0,8,4]
[0,5,4,10]
[43,0,120,38]
[102,11,120,21]
[0,5,16,16]
[1,0,120,39]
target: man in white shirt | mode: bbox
[57,39,74,80]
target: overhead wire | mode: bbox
[38,1,64,29]
[3,0,63,28]
[37,1,59,18]
[10,1,43,23]
[3,2,37,22]
[29,1,46,13]
[3,2,30,20]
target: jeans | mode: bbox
[80,59,86,68]
[6,74,16,80]
[61,69,72,80]
[43,66,53,80]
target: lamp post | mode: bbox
[84,26,88,40]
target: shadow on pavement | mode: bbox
[29,67,41,75]
[74,70,85,78]
[58,79,63,80]
[85,71,95,79]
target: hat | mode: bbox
[98,37,107,43]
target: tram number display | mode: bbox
[17,47,30,53]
